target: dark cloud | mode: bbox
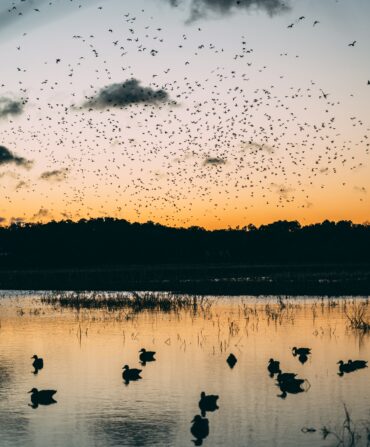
[167,0,290,21]
[40,168,68,182]
[83,79,170,109]
[0,97,24,118]
[0,145,32,168]
[204,157,227,166]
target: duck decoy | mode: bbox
[31,355,44,374]
[226,353,237,369]
[28,388,57,408]
[337,360,352,376]
[277,378,305,399]
[292,347,311,357]
[199,391,219,416]
[191,415,209,446]
[267,358,280,376]
[139,348,156,365]
[122,365,142,383]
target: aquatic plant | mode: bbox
[41,291,210,315]
[344,301,370,332]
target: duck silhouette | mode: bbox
[122,365,142,384]
[337,360,352,376]
[226,353,237,369]
[191,415,209,445]
[267,358,280,377]
[199,391,219,416]
[28,388,57,408]
[292,347,311,357]
[277,378,305,399]
[31,355,44,374]
[139,348,156,365]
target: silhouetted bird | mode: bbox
[139,348,156,365]
[267,358,280,376]
[292,347,311,357]
[226,353,237,368]
[28,388,57,408]
[199,391,219,417]
[337,360,352,376]
[122,365,142,383]
[277,378,305,399]
[31,355,44,373]
[191,415,209,446]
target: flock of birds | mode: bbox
[28,346,368,445]
[0,1,369,226]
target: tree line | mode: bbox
[0,218,369,269]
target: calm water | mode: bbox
[0,292,369,447]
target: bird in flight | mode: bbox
[348,41,357,47]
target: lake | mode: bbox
[0,292,369,447]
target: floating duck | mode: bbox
[267,358,280,376]
[191,415,209,446]
[28,388,57,408]
[292,347,311,357]
[31,355,44,372]
[139,348,156,364]
[199,391,219,416]
[122,365,142,383]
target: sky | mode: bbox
[0,0,369,229]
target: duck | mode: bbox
[122,365,142,383]
[139,348,156,364]
[226,353,237,369]
[28,388,57,408]
[277,378,305,399]
[191,415,209,445]
[337,360,352,375]
[31,355,44,371]
[199,391,219,416]
[267,358,280,376]
[292,347,311,357]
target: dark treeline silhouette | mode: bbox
[0,218,370,269]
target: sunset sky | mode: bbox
[0,0,369,229]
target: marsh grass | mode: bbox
[41,290,211,315]
[321,404,369,447]
[344,300,370,332]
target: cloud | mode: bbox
[166,0,290,21]
[40,168,68,182]
[0,216,6,224]
[83,79,170,109]
[0,145,32,168]
[204,157,227,166]
[0,97,24,118]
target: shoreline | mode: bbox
[0,263,369,296]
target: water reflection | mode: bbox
[0,293,369,447]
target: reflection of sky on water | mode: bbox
[0,293,369,446]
